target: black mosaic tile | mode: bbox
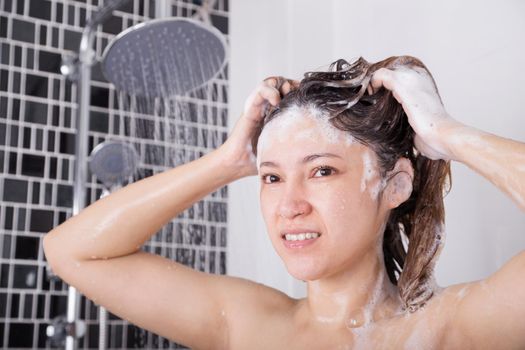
[25,100,48,124]
[207,201,227,222]
[29,0,51,20]
[67,4,75,26]
[220,251,226,274]
[38,49,61,74]
[0,264,9,287]
[79,6,86,26]
[23,293,33,318]
[39,23,47,45]
[27,47,35,70]
[102,14,122,35]
[3,178,28,203]
[30,209,54,232]
[0,69,7,91]
[176,247,195,266]
[61,159,69,180]
[209,251,216,272]
[12,98,20,118]
[1,234,11,259]
[36,128,43,149]
[13,264,38,289]
[91,85,109,108]
[91,61,106,82]
[8,323,34,347]
[48,156,57,178]
[44,183,52,205]
[17,208,26,230]
[40,266,49,291]
[51,27,59,48]
[64,28,81,51]
[59,131,75,154]
[9,124,18,147]
[32,181,40,204]
[210,226,216,246]
[23,126,31,148]
[56,2,63,23]
[8,152,17,173]
[0,121,5,144]
[16,0,24,14]
[58,211,68,225]
[56,184,72,207]
[0,43,9,64]
[12,18,35,44]
[51,106,59,126]
[25,73,48,98]
[4,206,13,229]
[0,16,7,38]
[0,96,7,116]
[36,294,45,317]
[12,71,21,93]
[10,292,19,316]
[188,224,206,245]
[220,227,227,247]
[0,293,6,317]
[21,153,45,177]
[49,294,67,318]
[52,78,60,99]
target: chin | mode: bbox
[284,257,326,281]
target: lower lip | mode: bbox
[282,236,320,249]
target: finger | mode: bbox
[258,84,281,106]
[370,67,396,92]
[282,79,300,95]
[247,84,280,111]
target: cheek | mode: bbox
[259,188,279,223]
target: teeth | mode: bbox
[284,233,320,241]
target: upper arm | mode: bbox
[453,251,525,349]
[45,248,241,349]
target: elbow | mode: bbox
[42,231,59,270]
[42,229,71,275]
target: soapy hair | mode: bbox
[252,56,451,312]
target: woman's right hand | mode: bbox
[219,77,299,178]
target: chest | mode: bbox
[229,310,457,350]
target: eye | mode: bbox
[313,166,336,178]
[261,174,281,184]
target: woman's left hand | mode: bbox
[369,65,463,160]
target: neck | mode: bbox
[303,250,403,330]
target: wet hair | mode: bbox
[252,56,451,312]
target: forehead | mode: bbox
[256,106,369,164]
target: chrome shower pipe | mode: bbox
[67,2,132,350]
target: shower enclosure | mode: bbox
[0,0,230,349]
[56,1,228,349]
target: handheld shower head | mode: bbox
[101,17,227,97]
[89,141,139,191]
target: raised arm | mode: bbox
[370,59,525,348]
[43,78,297,348]
[370,62,525,212]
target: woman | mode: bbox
[43,56,525,349]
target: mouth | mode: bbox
[282,232,320,241]
[280,230,322,249]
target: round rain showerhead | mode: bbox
[101,17,227,97]
[89,141,139,190]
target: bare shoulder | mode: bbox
[217,275,297,348]
[438,251,525,349]
[219,274,297,323]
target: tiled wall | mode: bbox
[0,0,229,348]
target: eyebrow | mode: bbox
[259,153,343,168]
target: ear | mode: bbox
[382,158,414,209]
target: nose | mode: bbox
[277,182,312,220]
